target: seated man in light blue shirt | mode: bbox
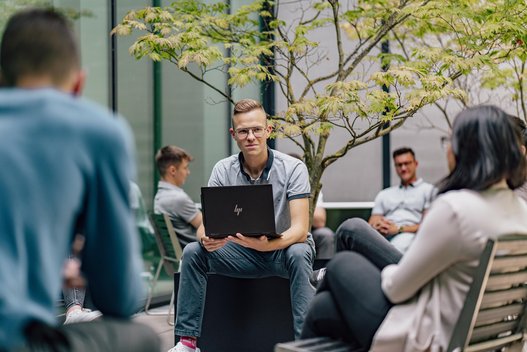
[338,147,435,253]
[154,145,202,248]
[311,148,435,285]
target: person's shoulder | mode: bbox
[416,179,435,190]
[73,97,127,132]
[377,184,399,196]
[211,154,241,179]
[434,189,483,210]
[273,150,306,171]
[435,188,527,225]
[156,182,188,198]
[38,89,116,122]
[6,89,130,146]
[213,153,239,169]
[42,90,129,141]
[74,100,134,155]
[273,150,301,163]
[155,186,192,209]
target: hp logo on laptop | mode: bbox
[234,204,243,216]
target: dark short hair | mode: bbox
[155,145,193,177]
[0,8,79,86]
[392,147,415,159]
[437,105,526,194]
[510,115,527,148]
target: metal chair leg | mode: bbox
[144,257,176,325]
[144,258,164,315]
[167,289,175,326]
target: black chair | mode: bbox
[174,273,294,352]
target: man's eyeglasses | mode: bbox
[395,161,414,168]
[440,136,451,150]
[235,126,266,140]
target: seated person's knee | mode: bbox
[330,251,362,267]
[182,241,203,259]
[336,218,369,235]
[313,227,334,238]
[286,243,313,264]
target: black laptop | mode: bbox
[201,184,280,238]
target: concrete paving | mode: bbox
[134,305,174,352]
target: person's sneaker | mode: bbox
[63,308,102,324]
[167,342,201,352]
[310,267,326,287]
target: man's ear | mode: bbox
[521,145,526,155]
[71,70,86,97]
[229,127,235,138]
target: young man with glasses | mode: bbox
[170,99,315,352]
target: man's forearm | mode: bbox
[197,224,205,240]
[262,226,307,251]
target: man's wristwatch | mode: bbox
[398,225,404,234]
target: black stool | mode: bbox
[173,273,294,352]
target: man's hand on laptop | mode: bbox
[227,233,271,251]
[200,236,227,252]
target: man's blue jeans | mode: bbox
[175,241,315,339]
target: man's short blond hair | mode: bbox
[232,99,266,127]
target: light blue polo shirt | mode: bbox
[372,178,436,226]
[208,148,313,247]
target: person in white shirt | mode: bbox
[339,147,435,255]
[301,105,527,351]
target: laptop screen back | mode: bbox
[201,184,278,238]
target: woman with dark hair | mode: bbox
[301,105,527,351]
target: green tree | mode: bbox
[0,0,49,32]
[114,0,527,216]
[0,1,92,33]
[412,54,527,134]
[435,54,527,130]
[399,4,527,131]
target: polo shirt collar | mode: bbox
[238,147,274,182]
[157,180,181,190]
[399,178,423,189]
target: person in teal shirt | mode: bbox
[0,8,159,351]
